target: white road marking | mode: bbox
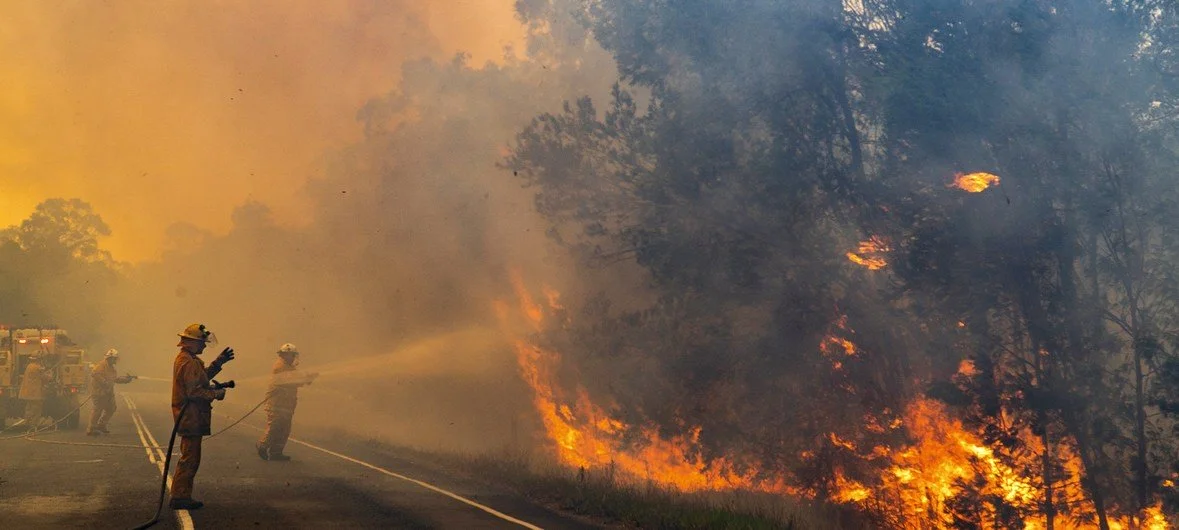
[216,406,544,529]
[288,437,545,530]
[126,395,195,530]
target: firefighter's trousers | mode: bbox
[258,409,293,456]
[23,399,43,428]
[89,394,116,432]
[170,435,203,500]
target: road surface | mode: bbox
[0,390,600,529]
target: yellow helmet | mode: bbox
[105,348,119,359]
[177,323,214,343]
[278,343,298,355]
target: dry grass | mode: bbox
[366,440,862,530]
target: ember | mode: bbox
[847,236,890,269]
[951,172,1001,192]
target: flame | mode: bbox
[834,398,1050,527]
[821,315,860,374]
[951,172,1001,192]
[504,272,1171,527]
[847,236,890,270]
[502,271,796,494]
[833,397,1168,529]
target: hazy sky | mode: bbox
[0,0,524,260]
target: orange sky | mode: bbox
[0,0,524,261]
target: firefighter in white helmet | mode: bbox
[86,348,137,435]
[256,343,317,461]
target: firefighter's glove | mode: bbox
[212,347,235,369]
[214,388,227,401]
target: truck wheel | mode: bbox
[64,396,81,429]
[65,408,79,429]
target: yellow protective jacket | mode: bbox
[171,350,223,436]
[90,359,133,397]
[18,361,52,400]
[265,359,313,416]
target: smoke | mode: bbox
[0,0,523,261]
[13,1,627,452]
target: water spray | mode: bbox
[131,376,171,383]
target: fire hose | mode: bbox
[21,393,271,449]
[0,395,93,440]
[131,378,236,530]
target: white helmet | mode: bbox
[278,343,298,355]
[105,348,119,359]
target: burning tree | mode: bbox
[502,0,1179,528]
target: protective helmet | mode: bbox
[178,323,214,343]
[278,343,299,355]
[105,348,119,359]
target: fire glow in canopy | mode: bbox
[951,172,1001,192]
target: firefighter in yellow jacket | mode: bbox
[256,343,317,461]
[86,349,137,436]
[170,323,235,511]
[18,353,53,432]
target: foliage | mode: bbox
[509,0,1179,526]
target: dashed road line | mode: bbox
[126,394,195,530]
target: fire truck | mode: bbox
[0,327,90,429]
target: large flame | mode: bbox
[951,172,1001,192]
[832,396,1168,529]
[499,272,796,493]
[502,271,1170,528]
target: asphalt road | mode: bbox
[0,390,600,530]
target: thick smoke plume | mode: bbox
[0,0,524,260]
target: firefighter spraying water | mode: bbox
[85,348,138,436]
[256,343,318,461]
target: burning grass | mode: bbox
[404,443,853,530]
[348,431,850,529]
